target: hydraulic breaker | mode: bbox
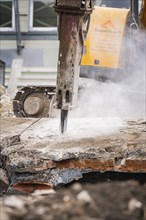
[54,0,93,133]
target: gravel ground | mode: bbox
[1,181,146,220]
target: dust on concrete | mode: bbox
[1,117,145,153]
[1,117,124,145]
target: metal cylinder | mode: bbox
[130,0,139,23]
[24,96,44,116]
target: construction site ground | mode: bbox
[0,117,146,220]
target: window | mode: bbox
[0,0,15,31]
[29,0,57,31]
[94,0,130,9]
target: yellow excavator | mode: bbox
[13,0,146,132]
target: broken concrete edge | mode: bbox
[0,168,9,195]
[0,146,146,194]
[1,143,146,170]
[3,169,146,195]
[2,158,146,194]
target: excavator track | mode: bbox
[13,86,56,118]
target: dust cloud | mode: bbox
[72,31,146,120]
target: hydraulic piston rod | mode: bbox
[54,0,93,133]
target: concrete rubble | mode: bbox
[1,181,146,220]
[0,85,14,118]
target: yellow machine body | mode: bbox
[81,7,129,68]
[140,0,146,28]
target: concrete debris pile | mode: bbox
[1,181,146,220]
[0,85,14,117]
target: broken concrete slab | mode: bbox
[0,117,146,193]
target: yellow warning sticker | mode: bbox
[81,7,129,68]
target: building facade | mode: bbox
[1,0,141,87]
[0,0,58,86]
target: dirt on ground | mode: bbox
[1,181,146,220]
